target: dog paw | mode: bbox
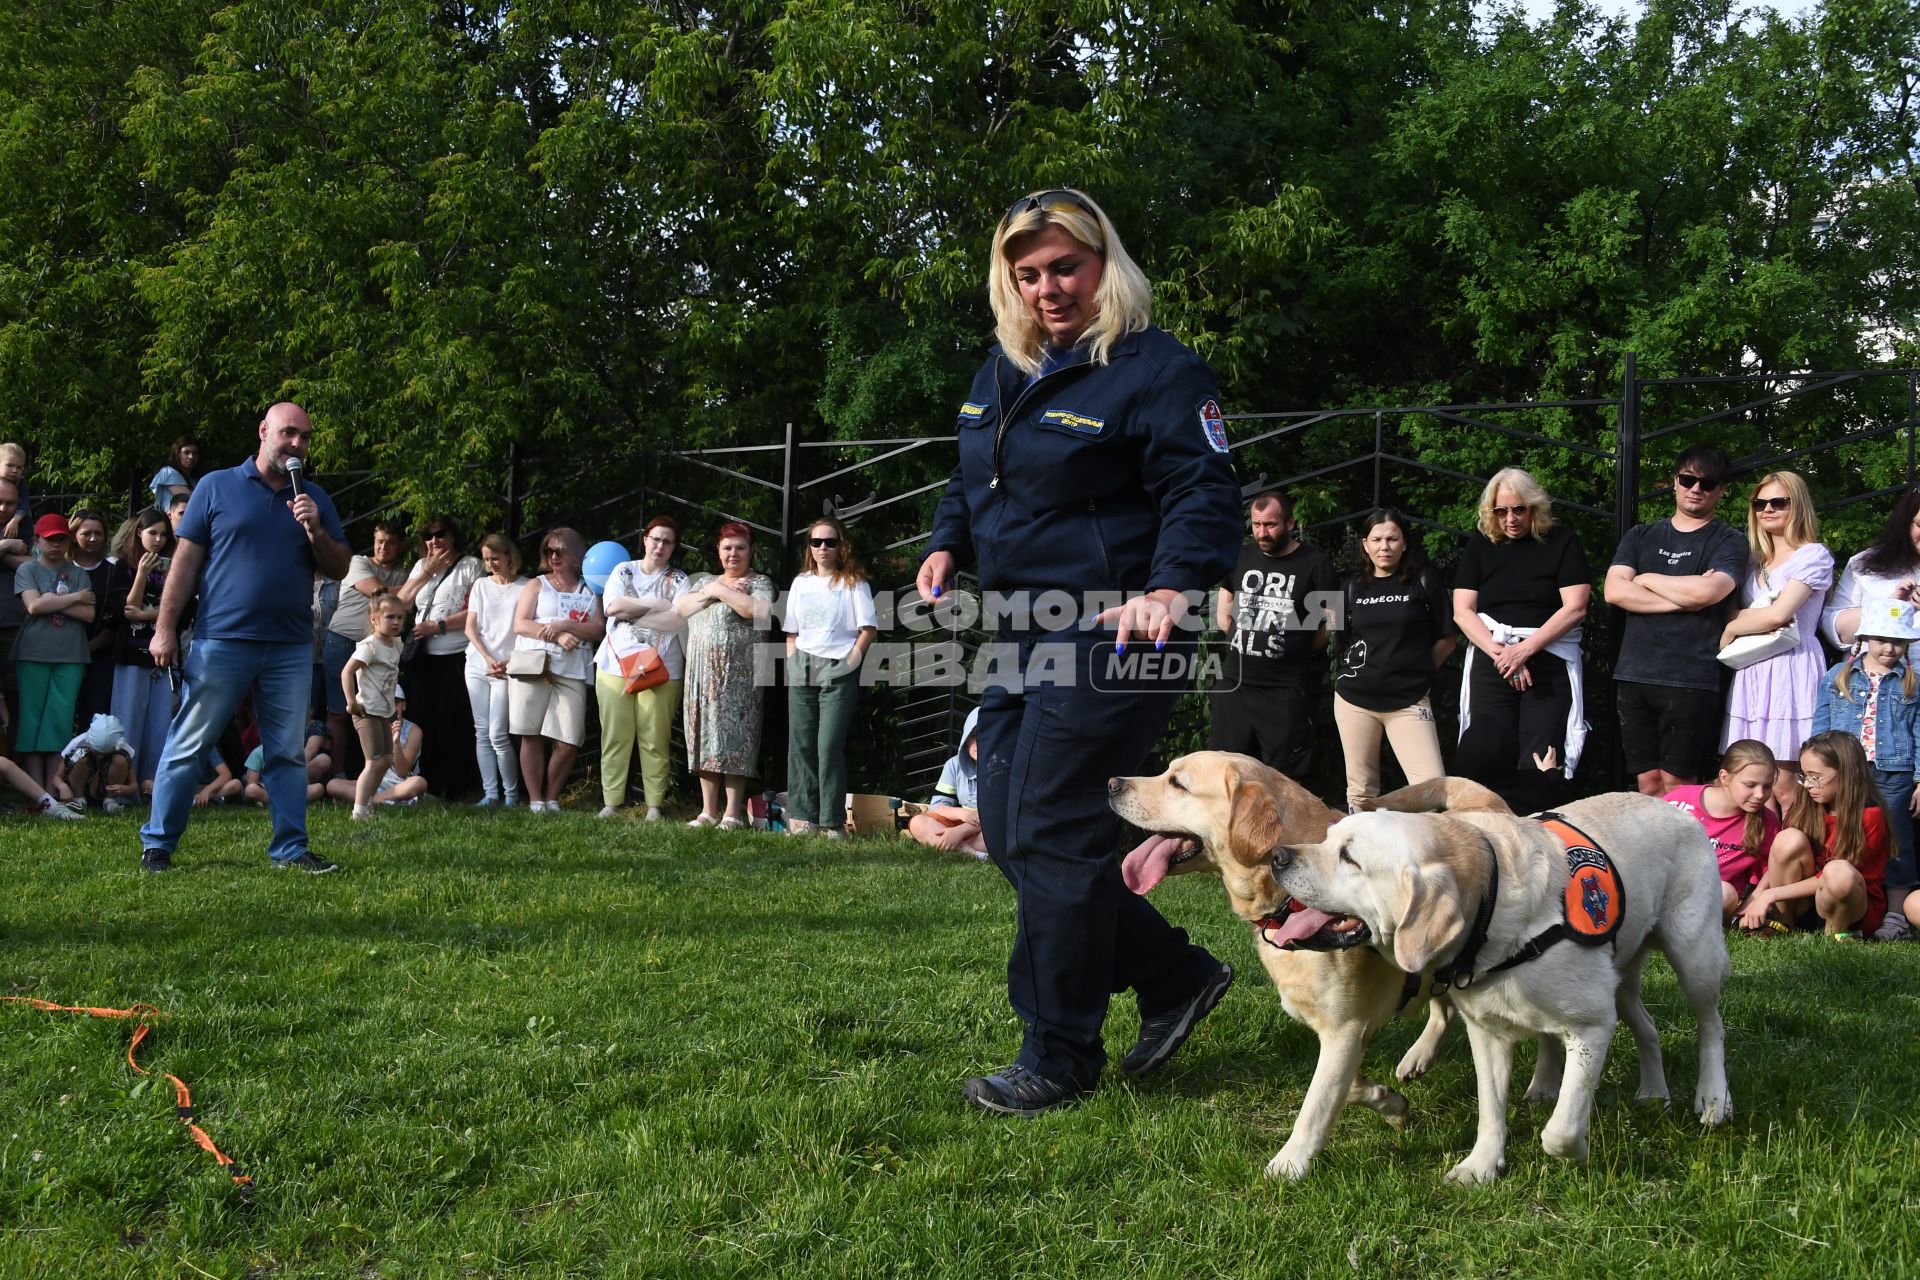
[1395,1045,1438,1082]
[1540,1126,1589,1164]
[1695,1091,1734,1127]
[1264,1147,1313,1181]
[1378,1090,1410,1131]
[1444,1155,1506,1185]
[1635,1087,1671,1108]
[1522,1084,1560,1106]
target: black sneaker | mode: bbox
[277,852,340,875]
[1121,961,1234,1076]
[961,1064,1088,1116]
[139,848,172,874]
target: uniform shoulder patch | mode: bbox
[958,402,987,418]
[1198,399,1229,453]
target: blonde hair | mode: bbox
[369,590,407,618]
[989,189,1152,376]
[0,442,23,466]
[478,531,521,577]
[1475,467,1557,542]
[1745,470,1819,567]
[1714,740,1778,869]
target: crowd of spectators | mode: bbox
[4,426,1916,942]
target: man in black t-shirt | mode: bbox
[1603,443,1748,795]
[1208,488,1339,776]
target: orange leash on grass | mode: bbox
[2,996,253,1193]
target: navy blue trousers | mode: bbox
[973,632,1219,1087]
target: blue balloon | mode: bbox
[582,541,630,595]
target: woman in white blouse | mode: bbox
[1825,490,1920,647]
[462,532,528,806]
[783,517,877,837]
[593,516,690,821]
[510,527,605,813]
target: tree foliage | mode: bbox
[0,0,1912,545]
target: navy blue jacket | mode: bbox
[924,326,1241,599]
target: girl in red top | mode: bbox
[1666,740,1815,923]
[1740,730,1889,938]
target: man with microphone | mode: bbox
[139,402,351,873]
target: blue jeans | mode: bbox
[1873,767,1917,891]
[141,638,314,864]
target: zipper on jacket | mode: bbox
[990,355,1079,489]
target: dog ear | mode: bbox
[1392,861,1467,974]
[1226,764,1288,866]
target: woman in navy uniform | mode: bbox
[917,189,1243,1114]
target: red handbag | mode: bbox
[618,646,669,694]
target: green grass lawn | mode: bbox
[2,805,1917,1279]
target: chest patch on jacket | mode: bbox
[1198,399,1229,453]
[1038,408,1105,434]
[1539,814,1624,945]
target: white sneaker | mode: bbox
[598,805,619,818]
[39,797,83,820]
[101,798,126,814]
[351,805,372,821]
[644,807,663,822]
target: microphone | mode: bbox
[284,456,307,499]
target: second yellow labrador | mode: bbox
[1269,793,1733,1183]
[1109,750,1509,1179]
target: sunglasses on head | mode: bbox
[1003,189,1098,227]
[1751,496,1792,512]
[810,537,840,548]
[1673,473,1719,490]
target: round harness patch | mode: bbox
[1539,816,1624,945]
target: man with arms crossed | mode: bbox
[139,402,351,872]
[1603,444,1747,795]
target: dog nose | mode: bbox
[1107,777,1125,796]
[1271,845,1294,869]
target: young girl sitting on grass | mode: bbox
[1666,740,1814,923]
[1811,596,1920,940]
[342,592,406,822]
[324,691,427,809]
[1740,731,1890,939]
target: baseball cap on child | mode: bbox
[1856,597,1920,643]
[34,513,71,539]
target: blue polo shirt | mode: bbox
[176,457,344,645]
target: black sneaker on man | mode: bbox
[277,851,340,875]
[139,848,172,873]
[961,1063,1089,1116]
[1121,961,1234,1076]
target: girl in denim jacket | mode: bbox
[1811,596,1920,939]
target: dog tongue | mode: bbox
[1267,905,1338,948]
[1122,834,1188,894]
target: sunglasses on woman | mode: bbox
[810,537,840,548]
[1751,496,1792,512]
[1003,189,1097,226]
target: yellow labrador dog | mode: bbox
[1109,751,1509,1180]
[1269,793,1733,1183]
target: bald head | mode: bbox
[256,400,314,479]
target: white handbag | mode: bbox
[1717,572,1799,669]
